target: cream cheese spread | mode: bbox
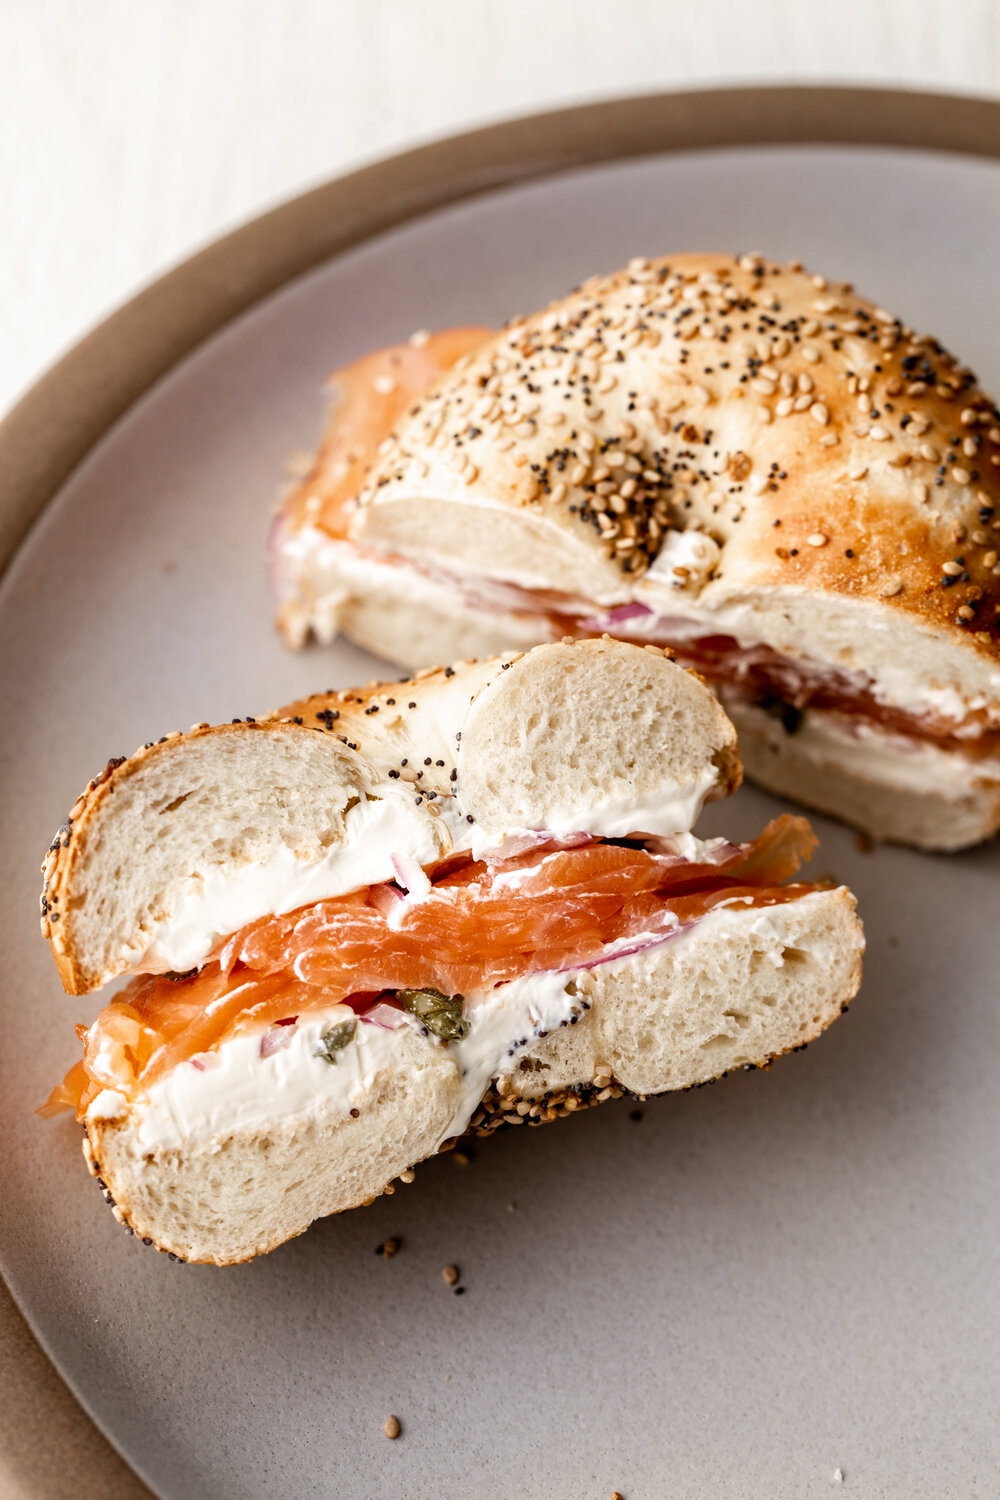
[113,969,586,1153]
[136,788,443,976]
[729,698,1000,799]
[279,524,1000,729]
[92,899,835,1154]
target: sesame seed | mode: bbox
[920,444,940,462]
[408,329,430,347]
[942,561,963,576]
[758,406,773,424]
[868,425,890,442]
[443,1264,460,1286]
[802,345,820,363]
[879,579,904,597]
[807,532,828,547]
[957,604,976,620]
[384,1416,401,1440]
[373,374,397,396]
[952,467,972,485]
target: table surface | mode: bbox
[2,0,998,420]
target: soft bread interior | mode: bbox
[458,638,739,836]
[357,492,627,598]
[84,888,861,1264]
[506,886,860,1095]
[51,726,376,994]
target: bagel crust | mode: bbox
[274,252,1000,848]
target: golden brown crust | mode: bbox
[294,252,1000,661]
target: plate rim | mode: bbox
[4,82,1000,1500]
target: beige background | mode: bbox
[2,0,998,419]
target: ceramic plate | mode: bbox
[3,91,1000,1499]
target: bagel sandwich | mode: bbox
[272,253,1000,851]
[40,639,863,1264]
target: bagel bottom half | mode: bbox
[82,888,861,1265]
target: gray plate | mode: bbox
[3,142,1000,1499]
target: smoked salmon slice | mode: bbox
[283,326,493,539]
[44,817,821,1118]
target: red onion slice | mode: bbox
[260,1021,298,1058]
[577,601,654,631]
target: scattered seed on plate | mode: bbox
[384,1415,401,1440]
[443,1264,459,1286]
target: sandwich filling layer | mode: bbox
[276,530,1000,766]
[44,816,821,1139]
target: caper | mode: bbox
[396,988,468,1042]
[313,1017,357,1063]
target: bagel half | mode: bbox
[272,253,1000,850]
[40,640,863,1264]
